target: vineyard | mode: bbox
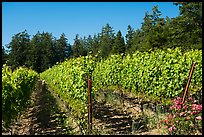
[2,48,202,135]
[2,66,38,129]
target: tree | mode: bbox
[72,34,84,57]
[92,34,100,56]
[99,23,115,58]
[28,31,54,73]
[2,46,8,66]
[66,43,73,59]
[86,35,93,55]
[140,5,167,50]
[112,31,125,54]
[125,25,134,53]
[171,2,202,50]
[55,33,68,62]
[6,30,30,69]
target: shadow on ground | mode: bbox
[3,80,73,135]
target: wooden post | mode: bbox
[88,75,92,133]
[181,62,196,104]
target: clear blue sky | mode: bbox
[2,2,180,48]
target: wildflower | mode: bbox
[192,111,198,115]
[192,104,197,110]
[169,126,173,133]
[168,114,173,120]
[172,125,176,130]
[179,112,185,116]
[183,105,188,110]
[196,116,202,120]
[174,100,180,105]
[188,97,193,101]
[176,97,182,100]
[176,105,181,110]
[168,125,176,133]
[170,106,174,110]
[197,105,202,111]
[192,104,202,111]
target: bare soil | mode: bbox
[2,81,167,135]
[2,80,72,135]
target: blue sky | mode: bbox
[2,2,180,48]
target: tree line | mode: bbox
[2,2,202,73]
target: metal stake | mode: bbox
[181,62,196,104]
[88,75,92,133]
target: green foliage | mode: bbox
[112,31,125,54]
[55,33,69,62]
[6,30,30,69]
[2,66,38,128]
[40,47,201,133]
[98,23,115,58]
[92,48,202,103]
[2,46,8,66]
[72,34,86,57]
[125,25,134,53]
[40,54,96,133]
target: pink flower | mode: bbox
[168,125,176,133]
[196,116,202,120]
[179,112,185,116]
[188,97,193,101]
[192,104,197,110]
[168,114,173,120]
[168,127,173,133]
[176,105,181,110]
[192,104,202,111]
[193,100,198,103]
[183,105,188,110]
[172,125,176,130]
[176,97,182,100]
[197,105,202,110]
[174,100,180,105]
[192,111,198,115]
[170,106,174,110]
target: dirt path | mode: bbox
[2,80,72,135]
[2,81,166,135]
[91,90,167,135]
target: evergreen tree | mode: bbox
[140,5,165,50]
[2,46,8,66]
[41,32,54,70]
[67,43,73,58]
[72,34,84,57]
[55,33,68,62]
[28,32,42,72]
[99,23,115,58]
[92,34,100,56]
[171,2,202,50]
[125,25,134,53]
[6,30,30,69]
[28,31,54,73]
[112,31,125,54]
[81,36,88,56]
[86,35,93,55]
